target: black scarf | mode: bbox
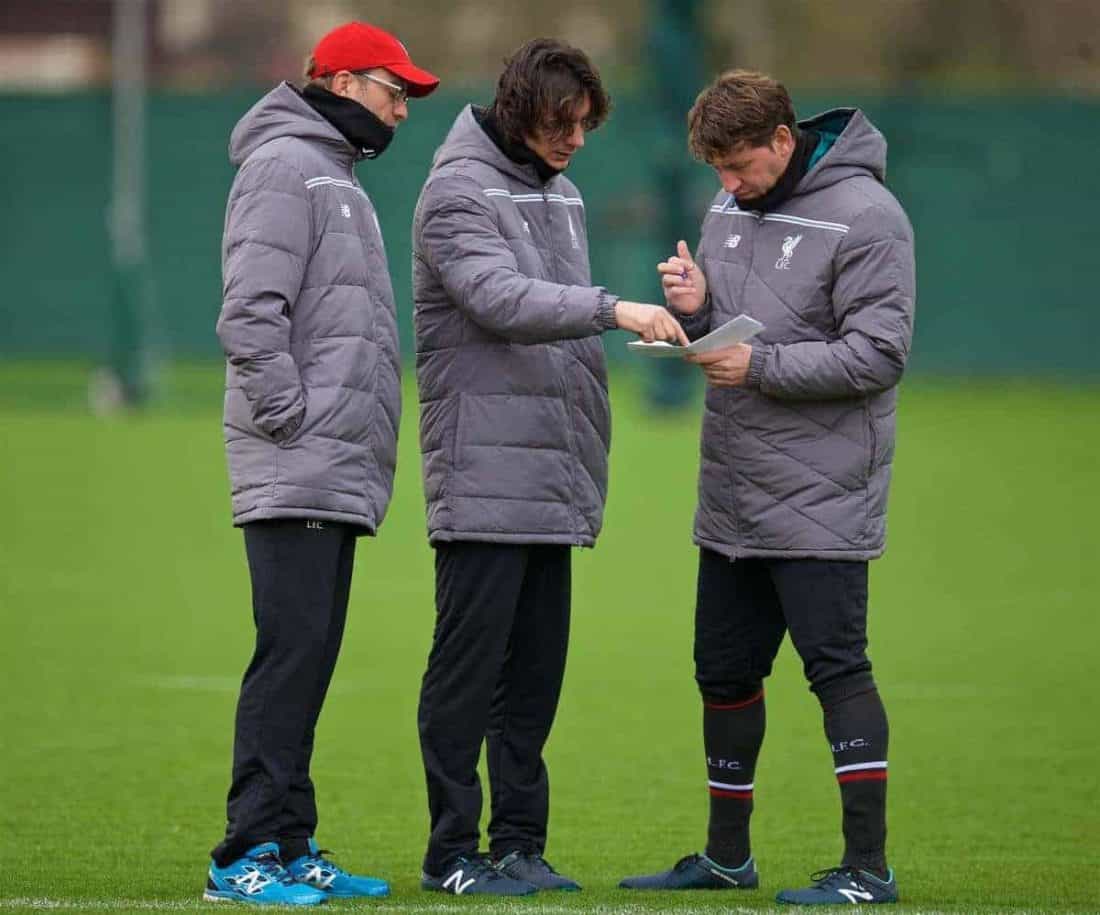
[301,84,394,160]
[737,127,819,212]
[474,106,561,185]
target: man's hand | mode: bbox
[615,300,690,346]
[686,344,753,387]
[657,240,707,315]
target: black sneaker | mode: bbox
[619,853,758,890]
[421,854,538,896]
[776,866,898,905]
[495,851,581,891]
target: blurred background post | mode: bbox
[644,0,703,409]
[107,0,152,407]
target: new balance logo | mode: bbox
[838,885,874,904]
[775,234,802,269]
[340,204,351,219]
[724,234,741,249]
[230,867,274,896]
[442,869,476,894]
[302,864,335,889]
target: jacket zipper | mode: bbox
[352,165,383,505]
[725,210,764,547]
[544,183,584,545]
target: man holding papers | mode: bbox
[620,70,915,906]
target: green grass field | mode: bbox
[1,364,1097,914]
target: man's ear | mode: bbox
[329,71,353,98]
[772,124,795,155]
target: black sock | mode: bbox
[823,687,889,876]
[703,689,765,868]
[279,837,311,863]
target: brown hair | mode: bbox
[303,56,333,89]
[491,38,611,142]
[687,69,797,162]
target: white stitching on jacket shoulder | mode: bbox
[482,188,584,206]
[305,177,358,191]
[707,206,849,234]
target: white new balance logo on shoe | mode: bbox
[302,863,336,889]
[442,869,476,894]
[838,884,874,903]
[230,866,275,896]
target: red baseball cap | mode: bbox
[308,22,440,97]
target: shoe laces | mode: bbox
[248,851,297,886]
[503,852,558,876]
[456,854,502,881]
[674,854,704,872]
[301,848,346,878]
[810,865,870,890]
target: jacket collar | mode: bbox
[431,105,558,191]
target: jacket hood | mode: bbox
[229,81,354,166]
[431,105,548,189]
[796,108,887,196]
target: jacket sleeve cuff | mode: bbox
[746,343,770,390]
[671,292,712,341]
[596,290,620,331]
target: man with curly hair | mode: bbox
[412,38,687,896]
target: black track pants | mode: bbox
[212,519,357,866]
[417,542,571,876]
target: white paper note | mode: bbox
[627,314,765,358]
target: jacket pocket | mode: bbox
[274,398,308,449]
[865,404,877,480]
[449,393,466,477]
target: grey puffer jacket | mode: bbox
[217,82,401,532]
[684,109,915,560]
[412,106,618,545]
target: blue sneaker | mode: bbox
[619,853,758,890]
[204,842,326,906]
[422,854,537,895]
[285,839,390,899]
[776,866,898,905]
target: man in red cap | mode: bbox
[207,22,437,907]
[306,21,440,108]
